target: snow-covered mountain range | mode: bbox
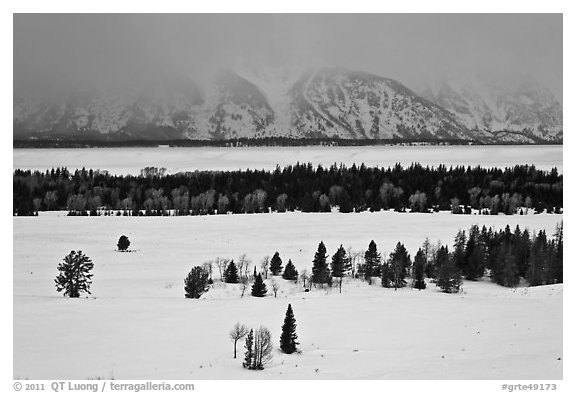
[13,67,562,143]
[421,75,563,143]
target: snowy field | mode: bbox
[13,145,563,175]
[13,211,563,379]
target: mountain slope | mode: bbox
[13,68,562,143]
[421,77,563,143]
[289,68,473,140]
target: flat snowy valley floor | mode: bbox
[13,145,563,175]
[13,211,562,379]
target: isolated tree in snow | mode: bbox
[413,248,427,290]
[282,259,299,281]
[331,244,351,293]
[229,322,249,359]
[184,266,210,298]
[117,235,130,252]
[251,273,268,297]
[243,329,254,368]
[224,260,240,283]
[270,252,283,276]
[364,240,382,284]
[312,241,330,287]
[55,250,94,297]
[280,304,299,354]
[436,259,462,293]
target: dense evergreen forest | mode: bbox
[13,163,562,216]
[14,137,478,148]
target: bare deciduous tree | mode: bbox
[252,326,273,369]
[215,257,230,282]
[348,248,364,279]
[300,269,310,290]
[240,276,249,297]
[229,322,249,359]
[271,279,280,298]
[202,261,213,282]
[260,256,270,279]
[238,254,252,280]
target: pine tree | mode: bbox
[243,329,254,368]
[55,250,94,297]
[381,262,392,288]
[515,228,532,278]
[270,252,283,276]
[527,231,547,286]
[413,248,427,290]
[551,222,563,283]
[311,241,330,287]
[453,229,467,272]
[388,242,411,289]
[331,244,351,293]
[364,240,382,284]
[494,245,519,287]
[433,245,450,277]
[463,225,485,280]
[436,259,462,293]
[117,235,130,252]
[279,304,299,354]
[184,266,210,298]
[224,260,240,283]
[251,273,268,297]
[282,259,299,281]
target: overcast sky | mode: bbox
[13,14,562,98]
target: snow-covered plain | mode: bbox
[13,211,563,379]
[13,145,562,175]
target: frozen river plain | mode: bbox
[13,211,563,379]
[13,145,563,174]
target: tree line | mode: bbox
[14,136,480,149]
[181,221,562,299]
[14,163,562,216]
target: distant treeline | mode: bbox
[13,163,562,216]
[13,136,562,149]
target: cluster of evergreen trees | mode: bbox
[14,163,562,216]
[345,222,562,291]
[187,221,562,299]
